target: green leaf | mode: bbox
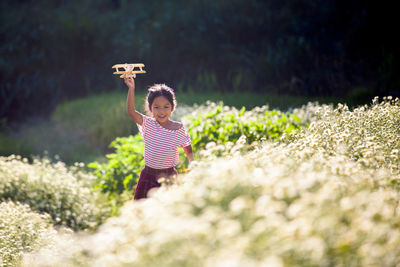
[239,106,246,117]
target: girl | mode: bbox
[125,77,194,200]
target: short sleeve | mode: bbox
[179,127,191,148]
[137,115,150,137]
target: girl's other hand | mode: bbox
[124,77,135,90]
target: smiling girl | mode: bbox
[125,77,194,200]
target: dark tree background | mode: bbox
[1,0,399,122]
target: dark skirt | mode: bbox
[134,166,178,200]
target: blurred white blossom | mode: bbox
[20,97,400,266]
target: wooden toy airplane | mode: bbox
[112,63,146,78]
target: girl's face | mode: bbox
[151,96,173,124]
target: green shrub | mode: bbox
[0,156,110,231]
[88,135,145,206]
[0,201,56,267]
[184,101,304,151]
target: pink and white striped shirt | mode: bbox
[137,115,191,169]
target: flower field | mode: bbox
[1,97,399,266]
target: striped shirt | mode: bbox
[137,115,191,169]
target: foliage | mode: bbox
[0,132,33,158]
[1,0,398,122]
[22,97,400,266]
[0,155,110,231]
[176,92,341,111]
[88,135,145,206]
[0,201,56,267]
[184,101,304,152]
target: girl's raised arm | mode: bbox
[125,77,143,125]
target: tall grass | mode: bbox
[51,91,142,152]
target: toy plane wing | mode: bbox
[112,63,146,78]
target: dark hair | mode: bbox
[145,84,177,115]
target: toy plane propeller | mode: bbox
[112,63,146,78]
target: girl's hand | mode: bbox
[124,77,135,90]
